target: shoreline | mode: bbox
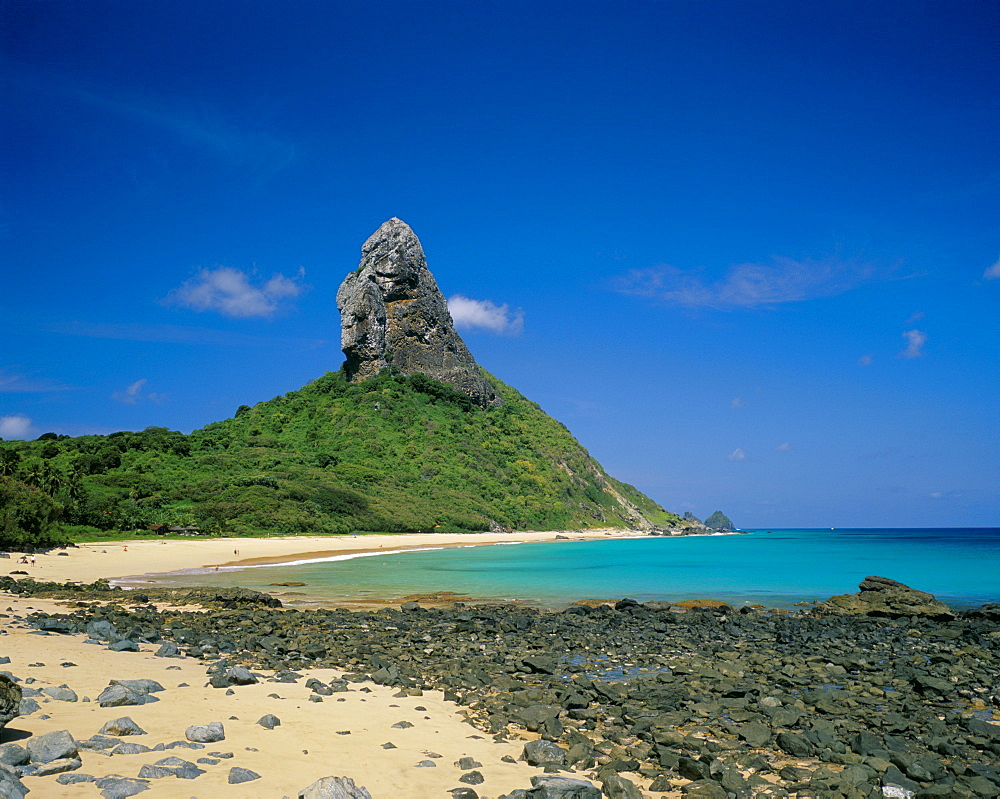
[11,528,658,598]
[2,574,997,798]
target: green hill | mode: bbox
[0,368,678,544]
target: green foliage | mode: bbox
[0,475,68,549]
[0,371,679,540]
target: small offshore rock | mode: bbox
[297,774,374,799]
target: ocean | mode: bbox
[136,528,1000,610]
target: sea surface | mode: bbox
[136,528,1000,610]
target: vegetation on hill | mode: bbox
[704,510,736,531]
[0,369,678,546]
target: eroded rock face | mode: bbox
[0,675,21,732]
[336,218,502,408]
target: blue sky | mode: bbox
[3,1,998,528]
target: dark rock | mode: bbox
[0,766,29,799]
[41,684,78,702]
[456,756,483,769]
[228,766,261,784]
[94,774,151,798]
[112,742,151,755]
[97,684,150,708]
[680,781,728,798]
[154,641,180,658]
[17,698,39,716]
[776,731,814,758]
[257,714,281,729]
[224,666,258,685]
[0,743,29,766]
[108,639,139,652]
[459,770,485,785]
[336,217,502,408]
[601,774,643,798]
[820,576,957,620]
[26,729,78,763]
[32,756,82,776]
[527,774,601,798]
[56,772,97,784]
[0,674,21,731]
[521,739,566,767]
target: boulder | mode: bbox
[527,774,601,798]
[185,722,224,743]
[819,576,956,620]
[298,775,374,799]
[521,738,567,767]
[99,717,147,736]
[26,729,78,763]
[0,764,29,799]
[228,767,260,784]
[336,218,502,408]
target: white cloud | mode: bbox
[776,442,792,452]
[727,448,747,462]
[0,414,34,440]
[730,397,744,409]
[858,355,873,366]
[899,329,927,359]
[906,310,925,323]
[929,490,963,499]
[612,256,877,310]
[983,257,1000,280]
[166,267,307,318]
[112,378,165,405]
[448,295,524,335]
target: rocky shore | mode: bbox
[0,575,998,798]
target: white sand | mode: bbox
[0,530,667,798]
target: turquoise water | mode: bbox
[141,528,1000,610]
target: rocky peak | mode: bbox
[336,218,502,408]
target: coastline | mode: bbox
[12,528,654,594]
[2,532,998,798]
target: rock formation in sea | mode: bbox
[818,575,956,620]
[336,218,502,408]
[704,510,735,531]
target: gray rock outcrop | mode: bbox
[336,218,502,408]
[298,774,373,799]
[819,576,956,620]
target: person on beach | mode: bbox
[29,555,35,567]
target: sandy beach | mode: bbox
[18,529,646,589]
[0,530,656,798]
